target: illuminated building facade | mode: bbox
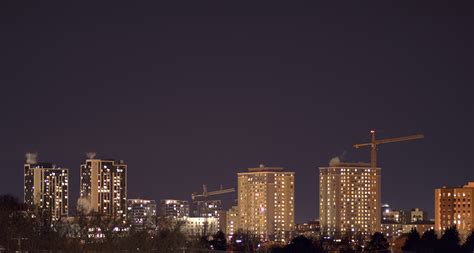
[160,199,190,218]
[435,182,474,240]
[225,206,239,239]
[181,217,218,236]
[382,204,403,223]
[402,221,435,235]
[193,200,222,218]
[80,158,127,220]
[381,221,402,245]
[319,163,381,240]
[238,165,295,243]
[24,159,69,221]
[295,220,320,237]
[127,199,157,231]
[410,208,428,223]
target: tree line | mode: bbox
[401,226,474,253]
[1,194,473,252]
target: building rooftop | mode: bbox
[247,167,284,172]
[464,182,474,188]
[322,162,372,168]
[26,162,56,168]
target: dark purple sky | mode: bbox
[0,1,472,223]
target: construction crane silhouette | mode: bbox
[191,184,235,200]
[353,130,424,170]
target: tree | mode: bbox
[210,230,227,250]
[270,245,286,253]
[462,230,474,253]
[230,229,259,252]
[338,236,355,253]
[439,226,461,253]
[419,229,438,253]
[285,235,318,253]
[153,219,186,253]
[402,228,421,252]
[122,230,153,251]
[0,195,33,251]
[366,232,389,252]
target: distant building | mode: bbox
[381,221,402,245]
[238,165,295,243]
[435,182,474,240]
[193,200,222,218]
[295,220,320,237]
[24,154,69,221]
[80,157,127,220]
[410,208,428,223]
[127,199,157,231]
[217,210,227,232]
[381,204,391,220]
[160,199,190,218]
[402,221,435,235]
[382,204,427,224]
[319,163,381,240]
[383,209,403,223]
[181,217,218,236]
[225,206,239,239]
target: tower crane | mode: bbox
[191,184,235,200]
[353,130,424,170]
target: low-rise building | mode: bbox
[381,221,402,246]
[181,217,218,236]
[295,220,320,237]
[127,199,157,231]
[402,221,435,235]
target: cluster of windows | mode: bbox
[320,166,380,239]
[24,164,69,221]
[438,188,473,233]
[80,160,127,219]
[238,170,295,242]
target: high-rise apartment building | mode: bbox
[237,165,295,243]
[435,182,474,240]
[193,200,222,218]
[24,154,69,221]
[80,157,127,220]
[319,163,381,240]
[127,199,157,231]
[160,199,190,218]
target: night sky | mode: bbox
[0,2,472,223]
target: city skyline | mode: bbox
[0,1,472,225]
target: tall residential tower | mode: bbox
[24,153,69,221]
[319,163,381,240]
[80,156,127,220]
[237,165,295,243]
